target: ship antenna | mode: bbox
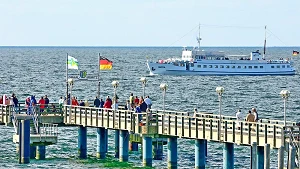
[196,23,202,50]
[263,25,267,59]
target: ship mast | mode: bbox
[263,25,266,59]
[196,23,202,50]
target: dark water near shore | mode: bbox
[0,46,300,168]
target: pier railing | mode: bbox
[60,105,299,149]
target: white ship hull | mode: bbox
[147,60,296,76]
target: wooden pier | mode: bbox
[0,103,299,169]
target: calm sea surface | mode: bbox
[0,46,300,168]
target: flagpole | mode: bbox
[66,53,69,105]
[98,53,100,98]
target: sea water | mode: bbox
[0,46,299,168]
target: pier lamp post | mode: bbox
[112,81,119,112]
[216,86,224,139]
[160,83,168,113]
[280,90,290,127]
[68,78,74,104]
[140,77,147,98]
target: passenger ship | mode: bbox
[147,27,296,76]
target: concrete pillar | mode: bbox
[257,146,264,169]
[20,120,30,164]
[153,142,163,160]
[115,130,119,158]
[204,140,208,157]
[223,142,234,169]
[195,139,206,169]
[30,146,36,159]
[96,127,107,159]
[36,145,46,160]
[251,142,257,169]
[168,136,177,169]
[129,142,138,151]
[277,146,284,169]
[119,130,129,162]
[288,146,296,169]
[78,126,87,159]
[105,129,108,153]
[264,144,270,169]
[143,136,152,167]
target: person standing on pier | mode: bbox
[79,100,85,106]
[94,96,100,107]
[236,109,243,129]
[134,96,139,106]
[12,94,19,113]
[38,96,45,113]
[45,95,49,108]
[100,98,104,108]
[144,96,152,109]
[252,108,259,122]
[129,93,134,109]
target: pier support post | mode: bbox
[288,146,296,169]
[19,120,30,164]
[36,145,46,160]
[129,142,138,151]
[264,144,270,169]
[251,142,257,169]
[257,146,264,169]
[115,130,119,158]
[277,146,284,169]
[153,141,163,160]
[143,136,152,167]
[195,139,206,169]
[96,127,107,159]
[78,126,87,159]
[119,130,129,162]
[204,140,207,157]
[168,136,177,169]
[223,142,234,169]
[30,146,36,159]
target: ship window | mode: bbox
[226,65,230,68]
[237,66,241,69]
[271,66,274,68]
[203,65,207,68]
[243,66,247,69]
[248,66,252,69]
[158,66,165,68]
[197,65,201,68]
[173,63,178,66]
[232,66,235,68]
[215,65,218,68]
[287,65,290,68]
[220,65,224,68]
[277,65,280,68]
[254,66,258,68]
[282,65,285,68]
[190,63,194,67]
[209,65,212,68]
[260,66,263,68]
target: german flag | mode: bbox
[100,57,113,70]
[293,50,299,56]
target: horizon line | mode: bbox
[0,45,299,48]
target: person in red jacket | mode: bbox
[38,96,45,112]
[103,96,112,109]
[71,97,79,107]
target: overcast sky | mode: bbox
[0,0,299,47]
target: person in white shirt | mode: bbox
[236,109,243,129]
[58,97,64,108]
[144,96,152,109]
[252,108,259,122]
